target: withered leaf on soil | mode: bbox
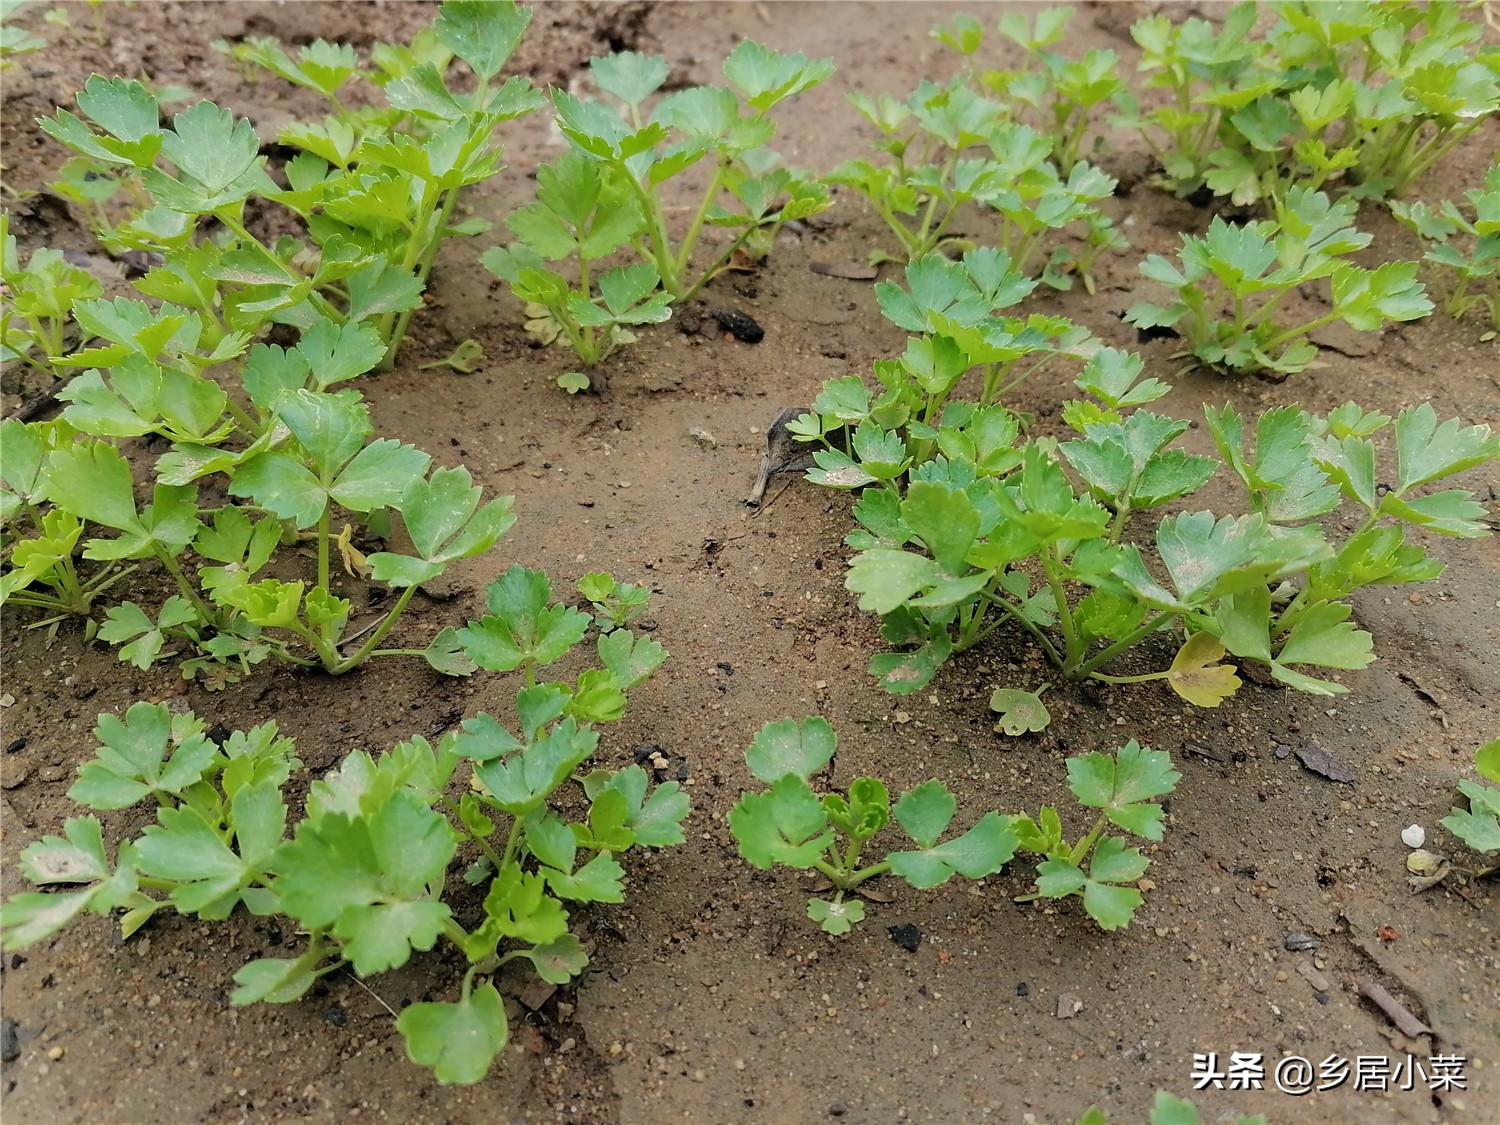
[1294,740,1355,784]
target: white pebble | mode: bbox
[1400,824,1426,849]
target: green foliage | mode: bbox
[547,40,832,303]
[0,214,102,378]
[797,335,1498,700]
[728,717,1019,934]
[0,617,683,1085]
[1126,186,1432,377]
[0,0,45,70]
[1440,737,1500,855]
[480,151,673,367]
[934,7,1129,181]
[578,570,652,631]
[787,248,1092,483]
[1392,161,1500,333]
[1119,0,1500,204]
[830,68,1123,285]
[1014,741,1179,930]
[42,2,542,367]
[3,360,517,681]
[1074,1091,1267,1125]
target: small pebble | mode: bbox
[1284,932,1320,952]
[1400,824,1426,848]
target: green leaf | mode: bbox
[989,685,1051,735]
[744,716,836,783]
[728,775,832,869]
[457,565,591,671]
[231,956,319,1005]
[1476,739,1500,785]
[436,0,532,80]
[1392,403,1499,495]
[513,932,590,983]
[901,481,980,576]
[582,765,690,847]
[590,50,669,107]
[868,637,952,695]
[68,702,218,810]
[396,982,508,1085]
[846,549,944,615]
[329,438,431,513]
[807,897,865,935]
[1331,261,1432,331]
[596,627,667,691]
[471,718,597,816]
[40,440,141,533]
[274,790,455,942]
[19,816,111,886]
[722,39,833,112]
[1066,741,1179,840]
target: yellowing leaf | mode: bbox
[1165,631,1240,707]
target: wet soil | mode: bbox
[1,3,1497,1124]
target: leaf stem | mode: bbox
[327,584,418,674]
[1072,609,1176,679]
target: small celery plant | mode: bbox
[1074,1091,1266,1125]
[1126,186,1432,377]
[0,214,101,378]
[728,717,1019,934]
[1440,737,1500,859]
[552,41,833,302]
[798,343,1499,700]
[1120,1,1500,205]
[44,1,544,366]
[934,7,1129,179]
[480,150,672,383]
[0,611,685,1085]
[1013,741,1179,931]
[830,78,1120,286]
[786,248,1093,485]
[1391,161,1500,335]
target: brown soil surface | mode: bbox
[2,3,1497,1124]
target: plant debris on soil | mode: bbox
[1,3,1497,1125]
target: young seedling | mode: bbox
[831,74,1121,282]
[798,336,1499,700]
[1126,187,1432,377]
[0,214,101,378]
[1439,737,1500,861]
[1121,2,1500,205]
[1074,1091,1266,1125]
[481,151,672,379]
[728,717,1019,934]
[0,650,686,1085]
[552,41,833,302]
[1013,741,1179,930]
[1392,162,1500,335]
[786,248,1093,484]
[43,2,544,366]
[933,7,1127,180]
[578,571,652,631]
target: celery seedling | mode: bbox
[553,41,832,301]
[1,642,686,1084]
[1126,187,1432,377]
[1392,162,1500,334]
[1013,741,1179,930]
[729,717,1019,934]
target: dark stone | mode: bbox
[887,923,923,953]
[713,308,765,343]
